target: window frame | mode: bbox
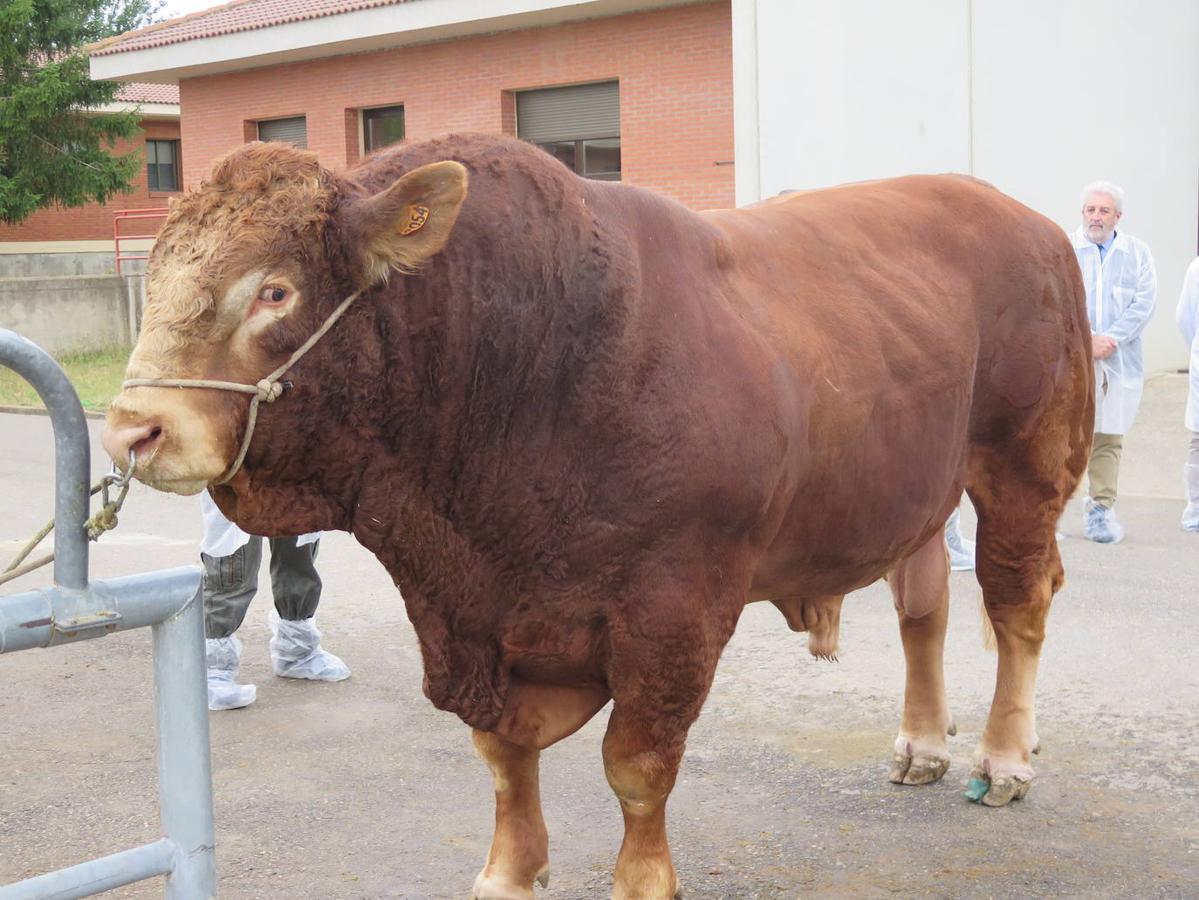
[533,136,621,181]
[361,104,406,154]
[515,81,622,182]
[145,139,181,193]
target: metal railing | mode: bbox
[113,208,168,277]
[0,329,215,899]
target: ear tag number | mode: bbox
[400,205,430,236]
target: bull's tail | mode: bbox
[978,593,997,652]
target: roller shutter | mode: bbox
[516,82,620,143]
[257,116,308,149]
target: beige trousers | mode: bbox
[1088,432,1123,508]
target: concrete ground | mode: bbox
[1,374,1196,899]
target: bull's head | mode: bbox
[101,142,467,495]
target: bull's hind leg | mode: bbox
[965,447,1075,807]
[886,531,955,786]
[471,682,609,899]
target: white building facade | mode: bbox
[733,0,1199,372]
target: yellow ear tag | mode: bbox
[400,205,430,236]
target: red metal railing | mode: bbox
[113,207,169,276]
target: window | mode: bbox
[517,82,621,181]
[363,105,405,153]
[257,116,307,148]
[146,140,180,192]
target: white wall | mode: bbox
[734,0,1199,372]
[734,0,971,199]
[971,0,1199,374]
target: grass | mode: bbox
[0,346,129,413]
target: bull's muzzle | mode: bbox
[101,394,227,495]
[101,417,164,471]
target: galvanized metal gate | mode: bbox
[0,329,215,899]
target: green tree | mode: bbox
[0,0,164,224]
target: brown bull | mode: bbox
[103,133,1092,899]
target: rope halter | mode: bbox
[121,289,362,485]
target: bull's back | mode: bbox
[699,176,1089,594]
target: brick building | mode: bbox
[81,0,733,225]
[0,82,180,268]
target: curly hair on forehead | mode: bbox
[155,144,340,279]
[140,143,345,357]
[182,142,338,234]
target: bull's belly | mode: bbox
[747,556,886,602]
[746,510,945,602]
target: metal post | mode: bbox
[0,329,90,589]
[2,330,217,898]
[153,586,216,900]
[125,275,140,344]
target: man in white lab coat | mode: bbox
[201,492,350,710]
[1177,257,1199,532]
[1070,181,1157,544]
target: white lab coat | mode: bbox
[199,491,321,557]
[1071,226,1157,435]
[1178,257,1199,433]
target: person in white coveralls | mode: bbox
[1177,256,1199,532]
[201,492,350,710]
[1070,181,1157,544]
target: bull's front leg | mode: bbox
[471,681,610,899]
[471,731,550,900]
[602,707,685,900]
[886,532,956,786]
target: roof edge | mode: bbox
[88,0,705,83]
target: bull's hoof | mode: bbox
[888,733,951,786]
[469,886,532,900]
[964,766,1031,806]
[889,751,951,785]
[470,866,549,900]
[612,875,682,900]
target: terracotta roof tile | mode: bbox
[114,82,181,103]
[91,0,414,57]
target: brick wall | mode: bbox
[0,119,182,243]
[0,2,733,246]
[181,2,734,211]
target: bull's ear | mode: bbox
[351,160,468,284]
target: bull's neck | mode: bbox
[370,187,637,499]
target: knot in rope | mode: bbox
[85,504,120,540]
[1,451,135,588]
[256,379,283,402]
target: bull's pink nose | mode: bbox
[101,421,164,467]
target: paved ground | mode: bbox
[1,374,1197,899]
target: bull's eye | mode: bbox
[258,284,289,304]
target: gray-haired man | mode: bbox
[1069,180,1157,543]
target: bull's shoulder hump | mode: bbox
[589,179,733,267]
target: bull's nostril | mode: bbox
[130,426,164,459]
